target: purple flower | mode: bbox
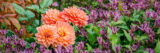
[99,29,105,35]
[114,45,121,53]
[154,19,160,28]
[30,42,36,49]
[0,29,7,35]
[3,37,11,44]
[129,30,135,40]
[144,48,155,53]
[110,26,119,34]
[152,11,158,19]
[39,45,46,52]
[54,45,64,53]
[18,39,27,47]
[97,37,104,45]
[44,49,52,53]
[145,10,152,18]
[131,41,140,51]
[19,28,23,36]
[23,48,34,53]
[51,2,58,7]
[114,11,121,22]
[80,50,88,53]
[93,48,103,53]
[65,45,73,53]
[80,28,87,37]
[75,42,84,51]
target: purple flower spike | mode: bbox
[145,10,152,18]
[93,48,103,53]
[39,45,46,52]
[30,42,36,49]
[75,42,84,52]
[18,39,27,47]
[114,45,121,53]
[19,29,23,36]
[54,45,64,53]
[52,2,58,7]
[144,48,155,53]
[65,45,73,53]
[97,37,104,45]
[80,28,87,37]
[114,11,121,22]
[154,19,160,28]
[80,50,88,53]
[111,26,119,34]
[44,49,52,53]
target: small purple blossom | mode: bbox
[97,37,104,45]
[18,39,27,47]
[144,48,155,53]
[110,26,119,34]
[51,2,58,7]
[75,42,84,52]
[154,19,160,28]
[30,42,36,49]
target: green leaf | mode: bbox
[24,10,35,19]
[18,17,28,21]
[73,26,79,32]
[86,43,93,53]
[87,30,97,45]
[26,25,33,33]
[155,40,160,53]
[26,5,39,10]
[12,3,25,15]
[33,20,39,27]
[157,28,160,34]
[40,0,53,8]
[107,27,112,35]
[5,30,14,38]
[123,30,132,42]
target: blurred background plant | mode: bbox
[0,0,160,53]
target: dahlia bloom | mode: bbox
[52,21,75,47]
[35,25,58,47]
[41,9,66,25]
[61,6,88,27]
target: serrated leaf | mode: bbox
[8,18,21,30]
[12,3,25,15]
[155,40,160,53]
[24,10,35,19]
[123,30,132,42]
[26,5,39,10]
[40,0,53,8]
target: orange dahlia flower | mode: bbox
[35,25,58,47]
[41,9,66,25]
[52,21,75,47]
[61,6,88,27]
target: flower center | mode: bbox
[45,33,51,38]
[58,31,65,37]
